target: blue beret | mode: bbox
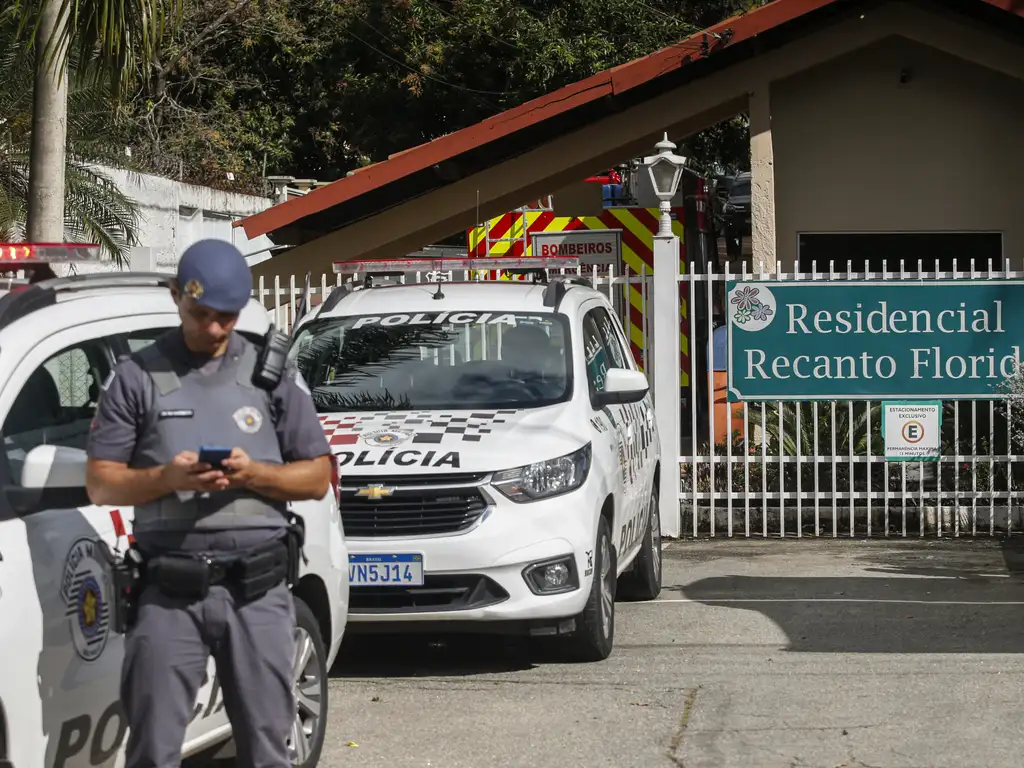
[176,239,252,313]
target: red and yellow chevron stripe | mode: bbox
[466,207,690,386]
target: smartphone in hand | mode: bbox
[198,446,233,471]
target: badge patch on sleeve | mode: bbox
[233,406,263,434]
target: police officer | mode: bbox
[85,239,332,768]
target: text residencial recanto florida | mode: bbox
[743,300,1021,381]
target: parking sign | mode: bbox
[882,402,942,461]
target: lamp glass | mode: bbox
[649,157,680,198]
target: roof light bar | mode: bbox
[0,243,102,265]
[332,256,581,274]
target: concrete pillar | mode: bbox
[749,86,777,272]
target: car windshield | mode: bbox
[288,309,573,412]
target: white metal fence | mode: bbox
[674,260,1023,540]
[257,258,1019,540]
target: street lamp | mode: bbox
[643,132,687,236]
[643,132,686,539]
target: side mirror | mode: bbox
[21,444,88,489]
[594,368,649,407]
[2,445,91,517]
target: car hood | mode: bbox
[318,404,586,474]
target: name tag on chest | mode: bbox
[158,409,195,420]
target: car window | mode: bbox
[592,307,632,371]
[289,310,573,412]
[729,180,750,198]
[581,311,613,396]
[2,339,114,484]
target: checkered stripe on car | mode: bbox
[319,410,520,446]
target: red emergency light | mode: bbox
[0,242,102,266]
[332,256,582,274]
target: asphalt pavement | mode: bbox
[321,537,1024,767]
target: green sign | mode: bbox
[726,280,1023,401]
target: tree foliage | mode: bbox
[0,9,142,263]
[119,0,758,196]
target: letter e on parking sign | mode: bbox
[883,402,941,461]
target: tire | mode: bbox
[288,596,329,768]
[619,485,663,601]
[562,516,617,662]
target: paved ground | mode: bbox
[321,538,1024,767]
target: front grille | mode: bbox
[349,574,509,613]
[340,473,490,537]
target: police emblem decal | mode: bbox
[362,429,413,447]
[61,537,111,662]
[184,278,204,299]
[233,406,263,434]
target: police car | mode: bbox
[0,244,349,767]
[288,256,662,662]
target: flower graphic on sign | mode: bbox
[728,284,777,332]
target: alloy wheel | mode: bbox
[599,535,614,639]
[287,626,322,765]
[650,493,662,580]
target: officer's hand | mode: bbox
[221,447,257,489]
[161,451,229,493]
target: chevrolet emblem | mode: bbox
[356,483,395,500]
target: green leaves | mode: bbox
[12,0,183,92]
[0,9,142,264]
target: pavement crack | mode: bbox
[665,686,700,767]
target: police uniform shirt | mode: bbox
[87,329,330,548]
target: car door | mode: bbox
[591,305,658,550]
[0,322,128,768]
[579,303,642,565]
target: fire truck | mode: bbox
[465,163,719,441]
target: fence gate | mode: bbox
[668,260,1024,540]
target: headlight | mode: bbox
[491,444,591,503]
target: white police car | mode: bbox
[288,256,662,662]
[0,244,348,767]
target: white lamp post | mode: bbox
[643,132,687,236]
[644,132,686,539]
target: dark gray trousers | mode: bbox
[120,580,296,768]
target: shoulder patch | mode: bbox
[100,370,115,391]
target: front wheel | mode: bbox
[561,516,616,662]
[619,485,663,601]
[288,596,328,767]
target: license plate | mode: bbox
[348,553,424,586]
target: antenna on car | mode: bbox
[432,264,445,300]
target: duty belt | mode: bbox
[145,537,291,602]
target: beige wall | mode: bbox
[770,35,1024,268]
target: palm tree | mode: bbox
[10,0,180,244]
[0,8,143,264]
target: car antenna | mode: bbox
[432,263,445,300]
